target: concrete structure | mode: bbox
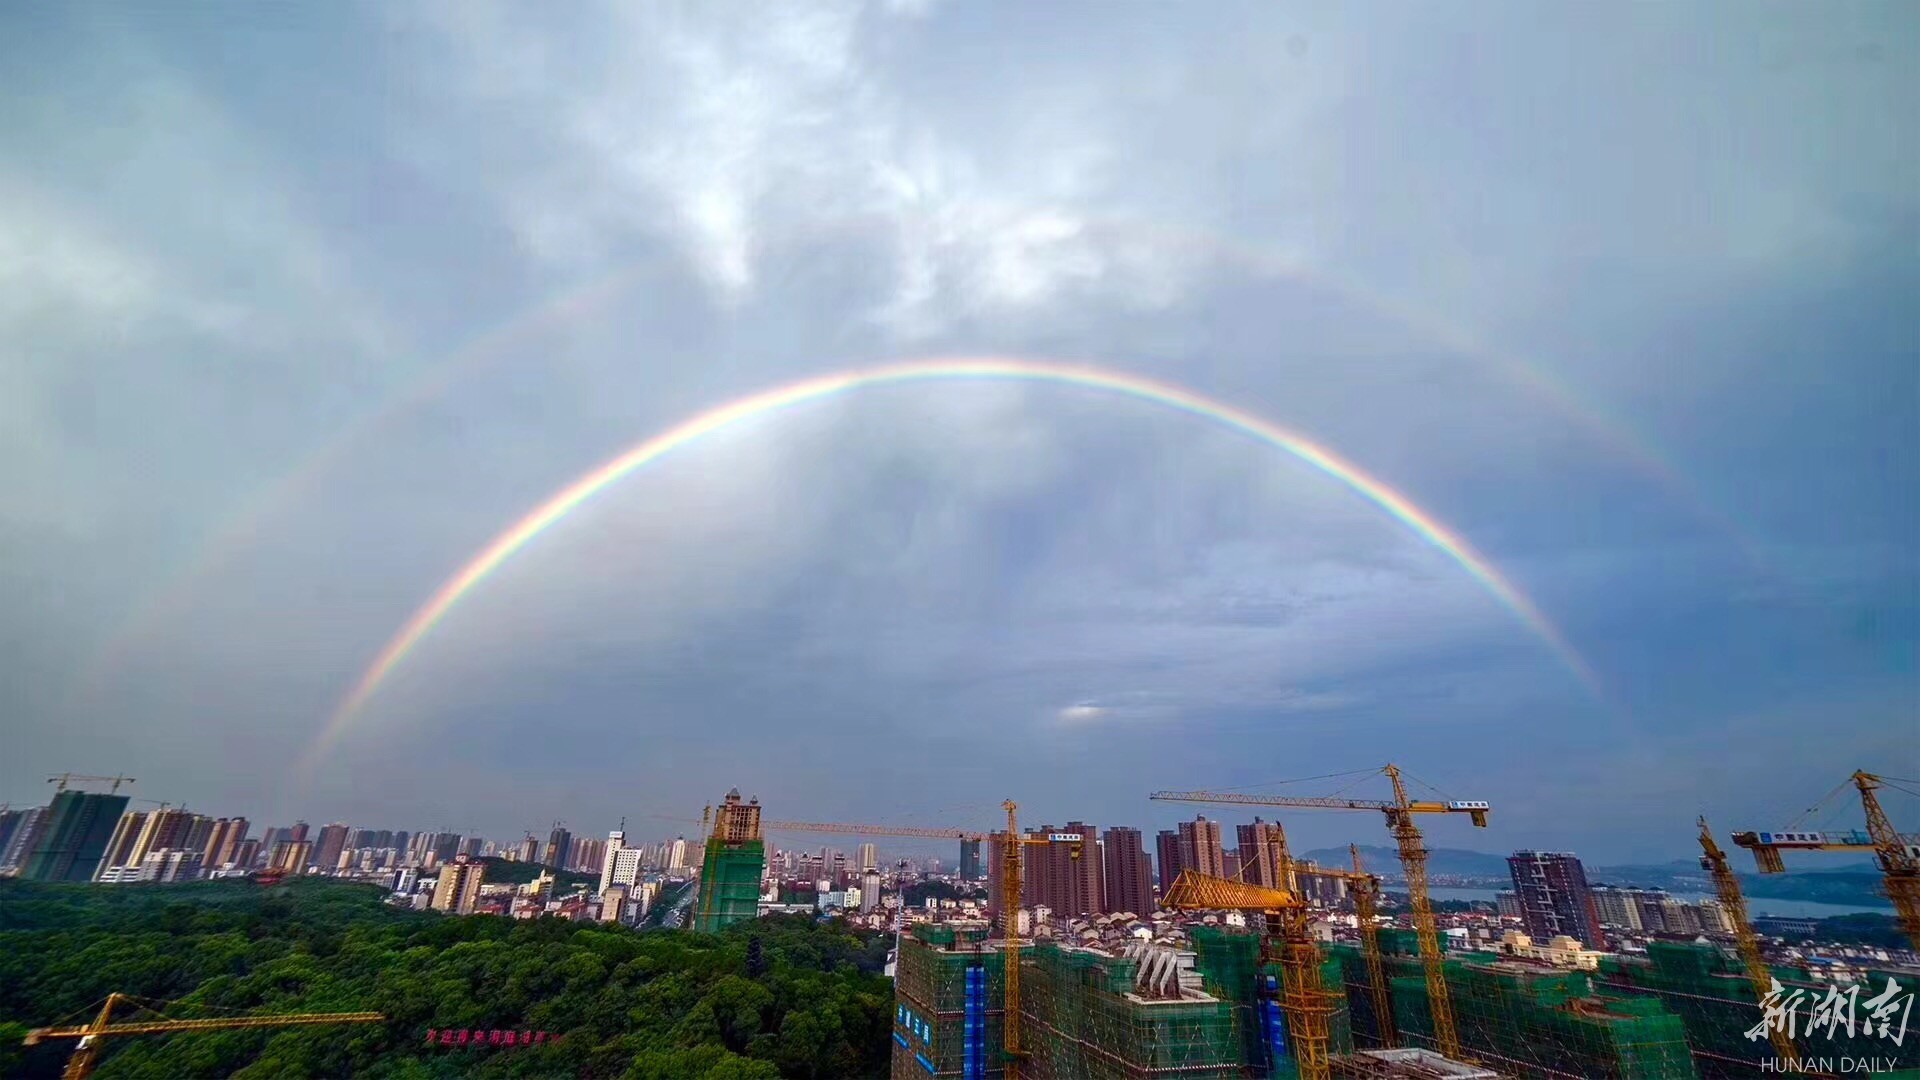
[544,826,572,869]
[1495,890,1522,919]
[858,842,879,872]
[202,817,249,870]
[1507,851,1608,949]
[959,838,983,881]
[1102,826,1155,917]
[20,790,130,882]
[694,789,765,933]
[270,839,313,873]
[431,854,485,914]
[97,811,149,879]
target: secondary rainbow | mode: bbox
[308,357,1599,765]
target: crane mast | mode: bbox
[1697,817,1797,1065]
[1854,771,1920,950]
[1350,844,1394,1048]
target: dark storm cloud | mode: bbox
[2,0,1913,861]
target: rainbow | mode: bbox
[306,357,1600,766]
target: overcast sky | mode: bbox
[3,2,1914,865]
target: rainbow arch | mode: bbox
[306,357,1598,766]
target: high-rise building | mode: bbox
[545,826,572,870]
[518,835,540,863]
[1235,818,1290,889]
[98,811,149,878]
[602,832,647,894]
[1101,826,1154,917]
[858,842,878,872]
[0,808,28,863]
[1178,816,1227,879]
[1024,822,1102,916]
[1507,851,1608,949]
[182,815,216,857]
[958,838,983,881]
[458,835,484,859]
[270,840,313,873]
[127,807,192,871]
[432,832,462,864]
[861,869,881,913]
[1591,886,1643,930]
[313,823,351,873]
[431,854,486,914]
[288,821,310,844]
[203,817,250,869]
[668,836,689,873]
[695,789,765,933]
[137,848,203,883]
[21,790,131,882]
[3,806,49,872]
[1155,830,1184,895]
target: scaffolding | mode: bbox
[894,924,1007,1079]
[1015,940,1241,1080]
[692,838,764,933]
[1188,926,1355,1079]
[1596,941,1920,1078]
[1330,937,1695,1080]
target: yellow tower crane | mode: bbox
[1152,764,1489,1060]
[1162,869,1334,1080]
[1731,770,1920,952]
[24,993,382,1080]
[1698,817,1797,1065]
[1348,844,1394,1048]
[723,802,1074,1075]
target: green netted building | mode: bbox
[1596,941,1920,1078]
[1330,929,1696,1079]
[693,788,766,933]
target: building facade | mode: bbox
[21,790,131,882]
[1507,851,1608,949]
[1235,818,1289,889]
[431,854,486,913]
[1101,826,1155,917]
[1179,816,1227,879]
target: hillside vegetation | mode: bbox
[0,878,891,1079]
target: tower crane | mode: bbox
[23,993,382,1080]
[1162,869,1333,1080]
[700,803,1075,1073]
[1698,817,1797,1065]
[1348,845,1394,1049]
[1153,764,1488,1060]
[1731,770,1920,952]
[46,774,136,793]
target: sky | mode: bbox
[2,1,1915,866]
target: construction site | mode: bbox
[866,767,1920,1080]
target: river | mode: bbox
[1422,885,1892,920]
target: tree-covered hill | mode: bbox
[0,878,892,1079]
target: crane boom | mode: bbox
[24,994,381,1080]
[1150,764,1483,1059]
[1731,770,1920,953]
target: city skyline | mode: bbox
[3,4,1915,866]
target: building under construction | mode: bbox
[693,789,765,933]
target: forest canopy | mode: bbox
[0,878,893,1079]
